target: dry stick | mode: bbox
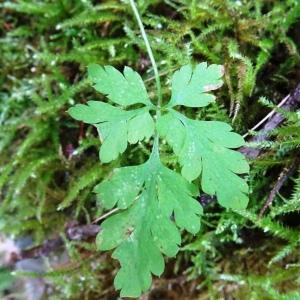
[242,94,290,139]
[19,223,99,261]
[259,165,297,218]
[92,207,119,224]
[240,82,300,159]
[240,83,300,216]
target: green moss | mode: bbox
[1,0,300,298]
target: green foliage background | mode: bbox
[0,0,300,299]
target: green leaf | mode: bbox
[69,64,155,163]
[88,64,151,106]
[157,110,249,209]
[95,153,202,297]
[68,62,250,298]
[68,101,154,163]
[169,63,224,108]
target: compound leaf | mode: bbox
[95,153,202,297]
[68,101,154,163]
[157,110,249,209]
[88,64,151,106]
[69,62,250,298]
[169,63,224,108]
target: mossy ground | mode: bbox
[1,1,300,299]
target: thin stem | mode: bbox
[152,135,160,158]
[243,94,290,138]
[92,208,119,224]
[129,0,163,159]
[129,0,162,109]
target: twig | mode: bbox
[144,67,177,83]
[240,83,300,159]
[15,209,119,263]
[18,223,99,261]
[242,94,290,139]
[259,165,297,218]
[92,208,119,224]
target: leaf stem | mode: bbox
[129,0,162,158]
[129,0,162,110]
